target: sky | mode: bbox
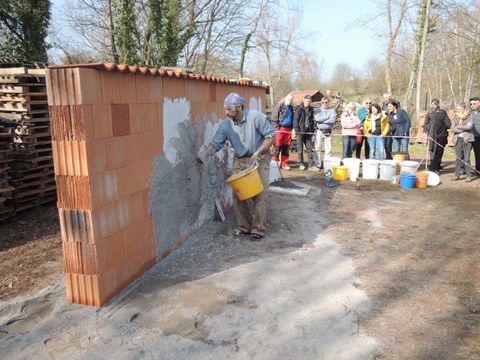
[299,0,374,79]
[49,0,375,78]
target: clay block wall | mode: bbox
[46,64,267,307]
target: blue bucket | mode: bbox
[400,172,416,189]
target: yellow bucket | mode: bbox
[333,165,348,181]
[226,165,263,200]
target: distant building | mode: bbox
[279,90,324,106]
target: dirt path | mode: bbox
[1,161,480,359]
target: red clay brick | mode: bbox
[129,103,145,133]
[185,79,204,102]
[64,273,73,303]
[56,175,91,210]
[74,68,103,105]
[137,131,158,161]
[111,104,131,136]
[81,242,99,275]
[144,103,158,131]
[101,71,121,104]
[123,134,140,165]
[52,140,61,175]
[58,209,96,243]
[80,105,93,141]
[69,140,87,176]
[163,76,185,100]
[114,197,130,231]
[96,268,117,306]
[135,74,153,103]
[45,70,57,106]
[119,73,136,103]
[122,225,137,256]
[115,257,133,289]
[127,192,144,222]
[151,76,163,103]
[77,273,87,304]
[130,245,147,277]
[137,160,153,190]
[116,164,136,198]
[94,239,108,274]
[190,102,207,123]
[55,69,69,106]
[83,274,96,306]
[105,136,126,170]
[63,241,83,274]
[92,104,113,139]
[105,231,125,268]
[91,170,118,208]
[86,139,107,176]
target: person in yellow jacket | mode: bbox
[363,103,390,160]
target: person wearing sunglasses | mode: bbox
[313,97,337,169]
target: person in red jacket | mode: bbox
[271,94,294,170]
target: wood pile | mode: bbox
[0,59,56,221]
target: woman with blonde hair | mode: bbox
[451,102,474,182]
[363,103,390,160]
[341,102,360,158]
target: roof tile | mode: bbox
[48,62,269,92]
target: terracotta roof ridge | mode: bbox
[47,62,269,90]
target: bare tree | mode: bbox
[293,57,325,91]
[413,0,480,108]
[403,0,431,117]
[249,13,309,106]
[385,0,409,94]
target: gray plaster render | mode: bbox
[151,113,233,257]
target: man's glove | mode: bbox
[206,145,216,156]
[196,144,217,164]
[251,154,261,166]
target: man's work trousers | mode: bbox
[232,155,270,236]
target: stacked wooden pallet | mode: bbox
[0,126,14,221]
[0,60,56,218]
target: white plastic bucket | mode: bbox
[324,157,341,173]
[400,160,420,174]
[342,158,361,178]
[269,160,279,183]
[379,160,397,181]
[362,159,379,179]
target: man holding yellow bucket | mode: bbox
[203,93,275,241]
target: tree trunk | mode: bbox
[414,0,431,120]
[384,0,408,94]
[404,0,430,115]
[106,0,119,63]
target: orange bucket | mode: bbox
[415,171,429,188]
[392,152,407,174]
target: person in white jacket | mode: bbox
[340,102,360,159]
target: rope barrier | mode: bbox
[274,128,480,177]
